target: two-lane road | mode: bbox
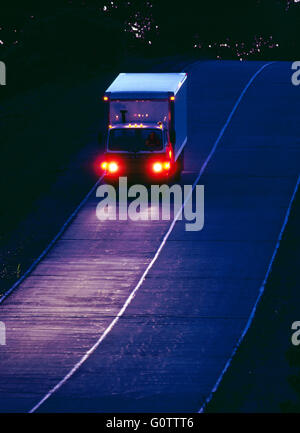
[0,60,299,412]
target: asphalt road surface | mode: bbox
[0,60,299,413]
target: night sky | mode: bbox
[0,0,300,96]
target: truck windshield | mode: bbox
[108,128,163,152]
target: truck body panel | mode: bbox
[109,100,169,127]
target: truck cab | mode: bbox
[101,122,174,178]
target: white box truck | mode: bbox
[99,72,187,180]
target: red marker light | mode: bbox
[108,162,118,173]
[163,162,170,170]
[153,162,163,173]
[101,161,107,170]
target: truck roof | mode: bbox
[104,73,187,99]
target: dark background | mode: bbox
[1,0,300,97]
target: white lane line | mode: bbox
[175,136,187,161]
[198,172,300,413]
[29,61,274,413]
[0,175,104,305]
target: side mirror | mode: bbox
[170,130,176,144]
[97,131,103,145]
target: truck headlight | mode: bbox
[108,162,118,173]
[153,162,163,173]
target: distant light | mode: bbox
[103,96,109,101]
[170,96,175,101]
[108,124,112,128]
